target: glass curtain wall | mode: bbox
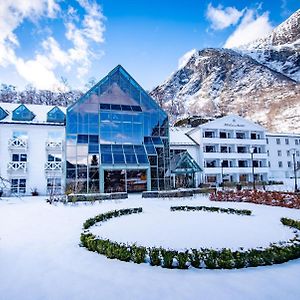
[66,65,170,193]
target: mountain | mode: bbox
[238,9,300,82]
[151,10,300,133]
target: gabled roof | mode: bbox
[68,65,167,118]
[170,151,202,174]
[170,127,199,146]
[188,114,266,134]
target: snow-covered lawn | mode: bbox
[1,194,300,300]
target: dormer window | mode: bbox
[12,104,35,121]
[0,106,8,120]
[47,106,66,123]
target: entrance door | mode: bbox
[126,169,147,192]
[104,170,126,193]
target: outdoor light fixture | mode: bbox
[250,146,255,190]
[290,148,298,193]
[220,159,224,190]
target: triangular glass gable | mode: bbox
[68,65,167,117]
[0,106,8,120]
[171,151,202,174]
[12,104,35,121]
[47,106,66,123]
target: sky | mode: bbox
[0,0,299,92]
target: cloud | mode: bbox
[224,9,273,48]
[178,49,197,69]
[0,0,106,90]
[206,3,244,30]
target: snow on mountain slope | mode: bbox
[238,9,300,82]
[150,48,300,133]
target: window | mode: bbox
[276,138,281,145]
[268,161,271,167]
[205,145,216,153]
[278,161,283,168]
[0,106,8,120]
[11,178,26,194]
[47,154,62,162]
[238,160,248,167]
[267,150,269,156]
[48,131,63,140]
[12,153,27,161]
[288,161,292,168]
[277,150,282,157]
[266,138,269,144]
[297,151,300,157]
[13,131,27,139]
[12,104,35,121]
[287,150,290,156]
[204,131,215,138]
[236,132,246,139]
[47,178,62,194]
[295,140,299,145]
[285,138,289,145]
[47,107,65,123]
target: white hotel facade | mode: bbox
[0,103,65,196]
[0,102,299,195]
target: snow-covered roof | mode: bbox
[188,114,266,134]
[170,127,198,146]
[0,102,66,125]
[266,132,300,138]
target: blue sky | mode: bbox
[0,0,299,92]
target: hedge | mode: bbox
[81,207,300,270]
[170,205,252,216]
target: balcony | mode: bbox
[8,138,28,150]
[45,161,63,172]
[7,162,27,172]
[46,140,63,151]
[204,166,269,174]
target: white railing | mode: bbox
[8,138,28,150]
[7,161,27,172]
[44,161,62,171]
[45,140,63,150]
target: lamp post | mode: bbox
[250,147,256,190]
[220,160,224,190]
[291,148,298,193]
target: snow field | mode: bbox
[1,194,300,300]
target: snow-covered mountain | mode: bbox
[151,10,300,133]
[238,9,300,82]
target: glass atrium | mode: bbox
[66,65,170,193]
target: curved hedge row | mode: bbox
[81,207,300,270]
[170,205,252,216]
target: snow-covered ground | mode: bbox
[1,194,300,300]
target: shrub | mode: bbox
[176,251,189,269]
[161,249,176,268]
[131,245,147,264]
[149,248,161,266]
[189,249,202,268]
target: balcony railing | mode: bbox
[46,140,63,150]
[45,161,62,171]
[8,138,28,150]
[7,161,27,172]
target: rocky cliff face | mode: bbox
[238,9,300,82]
[151,10,300,133]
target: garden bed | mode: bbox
[67,192,128,202]
[142,188,215,198]
[210,190,300,209]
